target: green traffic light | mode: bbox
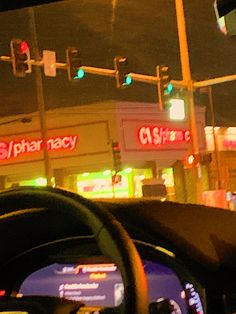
[166,83,173,94]
[125,74,133,86]
[163,83,173,96]
[74,68,85,80]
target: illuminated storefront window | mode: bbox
[77,170,128,198]
[76,168,152,199]
[133,169,152,198]
[6,176,48,188]
[161,168,174,187]
[161,168,175,200]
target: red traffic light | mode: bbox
[187,154,195,165]
[10,38,31,77]
[20,41,29,54]
[112,141,120,152]
[112,174,122,184]
[111,141,122,172]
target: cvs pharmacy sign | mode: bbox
[0,135,78,160]
[138,126,191,146]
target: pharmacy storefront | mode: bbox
[205,126,236,192]
[0,101,206,200]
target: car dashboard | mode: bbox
[1,188,236,314]
[0,235,205,314]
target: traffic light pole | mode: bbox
[208,86,222,189]
[175,0,202,203]
[28,8,53,186]
[156,66,163,111]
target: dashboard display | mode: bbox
[19,260,203,314]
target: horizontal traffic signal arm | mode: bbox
[0,48,185,87]
[0,55,67,70]
[193,73,236,88]
[2,47,236,87]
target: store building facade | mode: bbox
[205,126,236,193]
[0,101,207,201]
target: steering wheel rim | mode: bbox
[0,186,149,314]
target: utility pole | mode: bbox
[175,0,201,203]
[208,86,222,189]
[28,7,53,185]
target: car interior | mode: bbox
[0,186,236,314]
[1,1,236,314]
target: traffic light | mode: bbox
[184,154,199,168]
[66,47,85,81]
[114,56,133,88]
[157,65,173,110]
[10,38,31,77]
[111,141,122,172]
[112,173,122,184]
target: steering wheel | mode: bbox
[0,186,149,314]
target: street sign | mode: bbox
[169,98,185,120]
[43,50,56,77]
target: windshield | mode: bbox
[0,0,236,207]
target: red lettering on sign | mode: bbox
[138,126,191,146]
[224,139,236,148]
[0,135,78,161]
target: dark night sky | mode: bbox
[0,0,236,125]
